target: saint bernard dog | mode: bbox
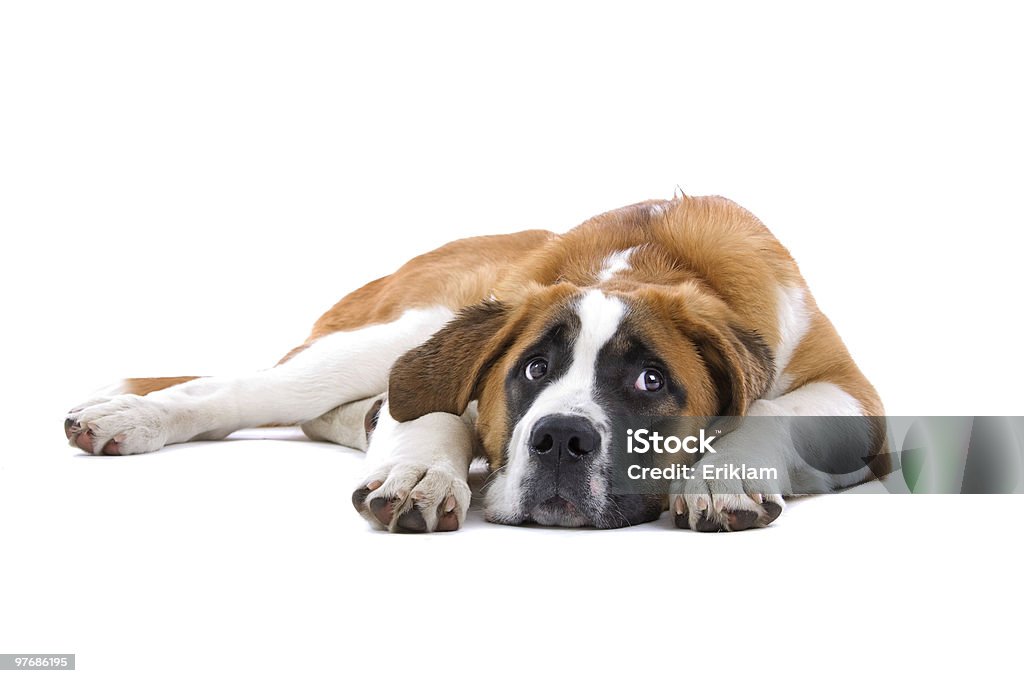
[64,195,888,532]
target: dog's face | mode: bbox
[388,266,774,529]
[481,287,690,528]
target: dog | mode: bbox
[64,194,888,532]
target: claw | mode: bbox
[351,486,373,510]
[673,498,690,529]
[694,511,721,532]
[75,430,94,453]
[369,497,396,526]
[762,500,783,524]
[436,511,460,532]
[727,510,759,531]
[396,506,427,532]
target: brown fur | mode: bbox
[123,376,200,396]
[304,231,552,341]
[388,299,519,422]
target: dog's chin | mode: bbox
[528,496,592,527]
[524,493,665,529]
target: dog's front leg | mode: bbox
[669,381,881,532]
[351,400,474,533]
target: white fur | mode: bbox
[485,289,625,524]
[596,247,636,282]
[356,400,474,531]
[754,380,863,418]
[66,307,453,455]
[765,285,811,399]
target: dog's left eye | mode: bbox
[634,368,665,392]
[525,357,549,381]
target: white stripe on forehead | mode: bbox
[569,289,626,383]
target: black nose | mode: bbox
[529,414,601,460]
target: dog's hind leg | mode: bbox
[64,307,453,455]
[301,393,386,452]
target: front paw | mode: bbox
[351,462,471,533]
[64,395,168,455]
[670,459,784,532]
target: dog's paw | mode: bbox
[670,491,784,532]
[352,462,471,533]
[64,395,169,455]
[669,459,784,531]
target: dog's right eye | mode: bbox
[524,357,549,381]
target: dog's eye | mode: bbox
[634,368,665,392]
[525,357,549,381]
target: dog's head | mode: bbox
[387,201,776,528]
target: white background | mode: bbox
[2,1,1022,681]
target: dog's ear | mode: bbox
[388,300,521,422]
[690,319,775,416]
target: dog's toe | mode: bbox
[396,507,427,532]
[74,429,94,453]
[369,497,397,527]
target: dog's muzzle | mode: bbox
[523,414,604,525]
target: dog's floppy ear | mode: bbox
[690,319,775,416]
[388,300,521,422]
